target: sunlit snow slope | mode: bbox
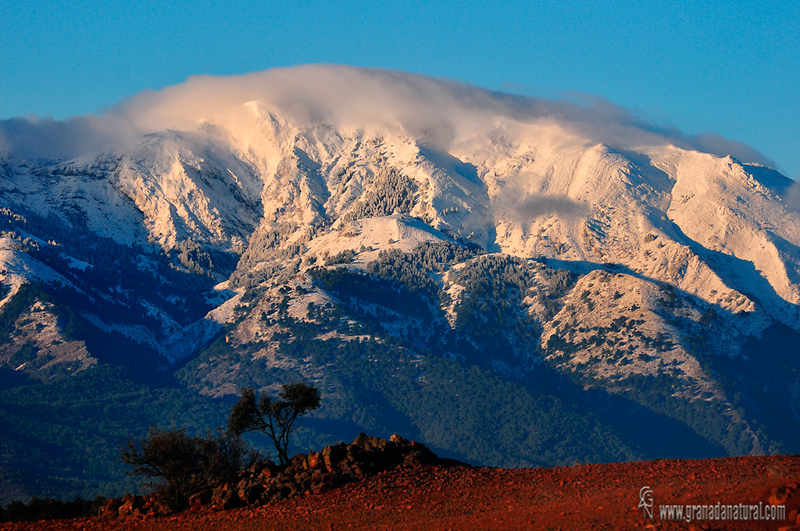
[1,66,798,460]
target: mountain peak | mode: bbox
[1,68,799,482]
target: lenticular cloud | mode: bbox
[0,65,778,170]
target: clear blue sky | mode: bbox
[1,0,798,177]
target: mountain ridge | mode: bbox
[0,66,798,499]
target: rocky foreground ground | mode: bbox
[2,452,799,530]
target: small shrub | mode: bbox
[119,427,261,511]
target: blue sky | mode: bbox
[1,0,798,177]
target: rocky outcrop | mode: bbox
[105,433,464,518]
[199,433,459,511]
[99,493,172,519]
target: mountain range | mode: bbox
[0,65,798,502]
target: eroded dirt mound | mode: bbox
[3,455,799,530]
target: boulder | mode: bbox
[353,432,390,452]
[149,497,173,516]
[390,433,409,445]
[403,442,438,467]
[239,484,265,505]
[117,494,145,517]
[211,484,241,510]
[290,453,307,469]
[98,498,120,518]
[322,442,348,469]
[307,450,324,469]
[189,489,213,509]
[258,462,279,479]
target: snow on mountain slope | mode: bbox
[0,236,81,305]
[658,150,800,310]
[1,65,798,460]
[113,131,264,251]
[0,156,146,246]
[2,85,798,347]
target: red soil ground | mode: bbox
[3,455,799,531]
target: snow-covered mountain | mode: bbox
[1,66,799,473]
